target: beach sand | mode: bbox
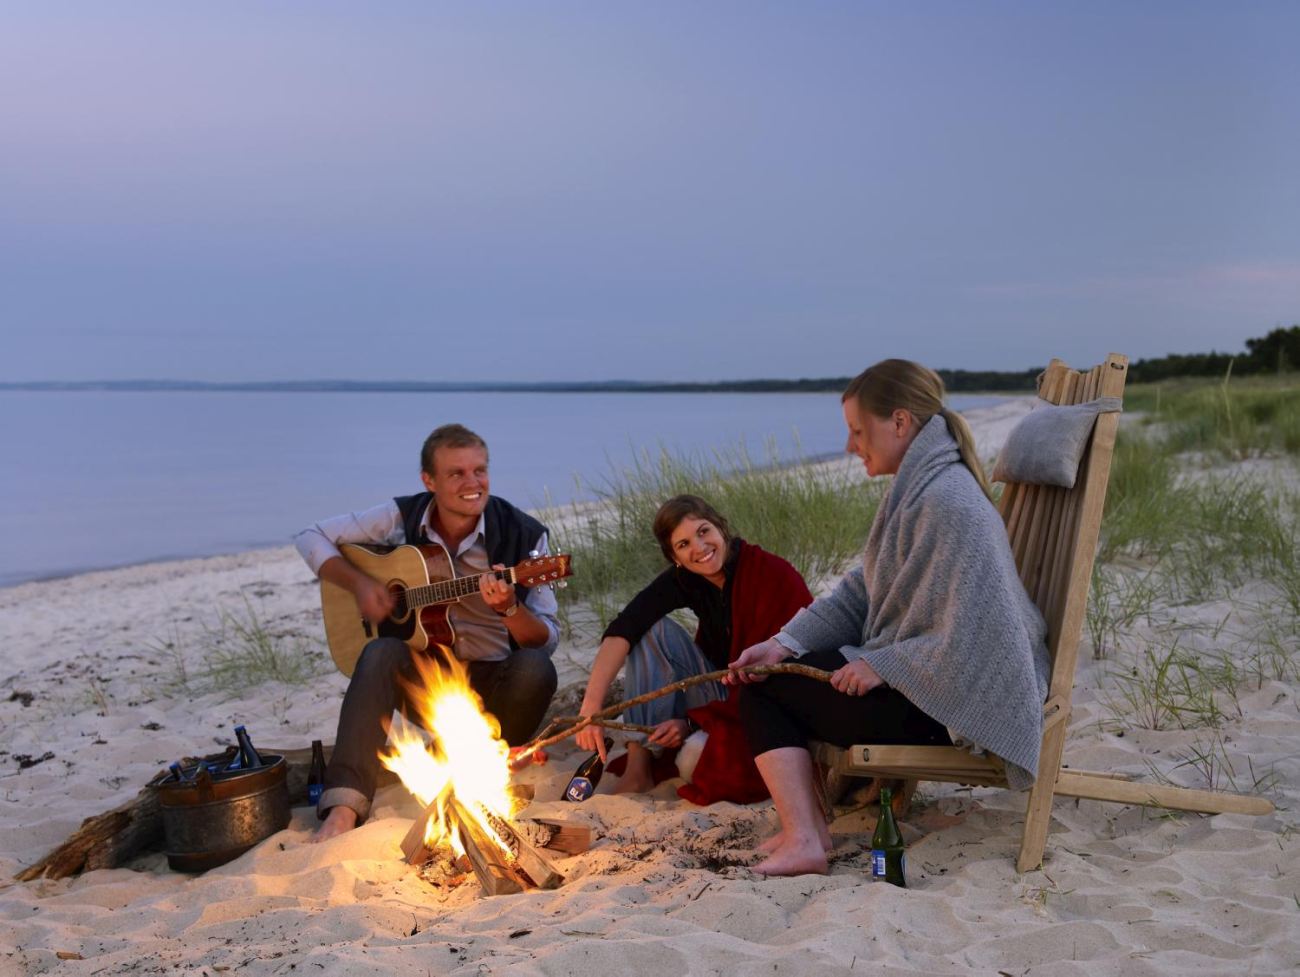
[2,398,1297,976]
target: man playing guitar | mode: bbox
[295,423,559,841]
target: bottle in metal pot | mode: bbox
[228,724,265,770]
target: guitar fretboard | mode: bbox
[401,568,515,612]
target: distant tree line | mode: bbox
[636,326,1300,392]
[1127,325,1300,383]
[6,326,1294,394]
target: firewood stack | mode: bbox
[400,800,589,896]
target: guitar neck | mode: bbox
[406,567,515,610]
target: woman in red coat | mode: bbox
[575,495,813,803]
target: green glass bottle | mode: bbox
[870,787,906,887]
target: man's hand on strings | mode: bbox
[354,575,396,622]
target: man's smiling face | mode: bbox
[422,444,491,522]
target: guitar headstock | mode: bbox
[513,553,573,588]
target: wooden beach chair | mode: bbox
[812,352,1274,873]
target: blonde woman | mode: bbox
[728,359,1050,876]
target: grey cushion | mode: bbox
[992,397,1123,488]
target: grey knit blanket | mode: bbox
[780,414,1050,788]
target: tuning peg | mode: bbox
[556,580,568,590]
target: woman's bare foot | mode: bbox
[612,742,655,794]
[311,805,357,843]
[753,833,829,877]
[756,823,833,856]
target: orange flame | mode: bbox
[379,648,516,856]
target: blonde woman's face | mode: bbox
[842,399,914,477]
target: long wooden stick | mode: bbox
[552,718,656,734]
[514,663,832,762]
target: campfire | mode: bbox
[380,650,567,896]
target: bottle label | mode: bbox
[308,783,323,806]
[871,850,886,878]
[564,776,595,802]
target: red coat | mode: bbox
[677,541,813,805]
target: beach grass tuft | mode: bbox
[156,599,330,694]
[1103,636,1239,732]
[1124,372,1300,460]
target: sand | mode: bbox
[1,398,1297,976]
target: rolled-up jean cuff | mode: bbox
[318,786,370,823]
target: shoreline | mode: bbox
[0,397,1034,592]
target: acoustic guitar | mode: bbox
[320,542,573,676]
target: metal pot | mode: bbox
[158,754,290,872]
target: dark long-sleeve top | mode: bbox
[601,540,744,670]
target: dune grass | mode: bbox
[1091,371,1298,758]
[542,443,883,642]
[156,599,331,695]
[1098,372,1298,598]
[1124,371,1300,460]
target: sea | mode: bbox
[0,389,1001,587]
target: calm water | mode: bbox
[0,390,999,587]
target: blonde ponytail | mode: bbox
[937,406,994,501]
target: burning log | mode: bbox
[485,812,564,890]
[401,796,565,894]
[523,818,593,856]
[400,803,441,866]
[449,798,523,896]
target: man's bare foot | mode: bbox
[311,805,358,843]
[611,742,655,794]
[753,835,829,877]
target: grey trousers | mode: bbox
[318,637,557,821]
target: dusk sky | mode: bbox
[3,2,1297,382]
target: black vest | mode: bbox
[393,493,548,610]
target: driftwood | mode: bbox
[513,662,833,762]
[13,743,383,882]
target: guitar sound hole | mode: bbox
[390,587,410,621]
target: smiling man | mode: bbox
[294,424,558,841]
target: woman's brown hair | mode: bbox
[651,495,734,564]
[842,359,993,501]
